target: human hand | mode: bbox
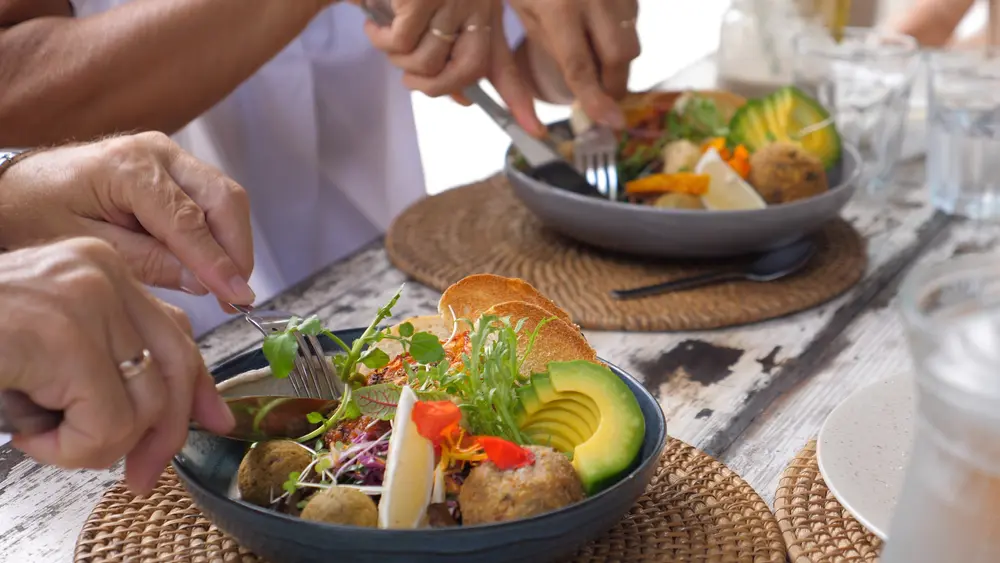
[0,132,255,308]
[358,0,545,136]
[1,238,234,493]
[510,0,641,129]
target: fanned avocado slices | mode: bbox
[727,86,842,168]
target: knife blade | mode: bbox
[0,389,338,443]
[357,0,602,197]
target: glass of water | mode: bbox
[927,48,1000,220]
[793,28,920,199]
[883,255,1000,563]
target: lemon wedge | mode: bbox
[695,148,767,211]
[377,385,436,529]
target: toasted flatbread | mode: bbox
[357,315,452,376]
[438,274,573,330]
[483,301,597,376]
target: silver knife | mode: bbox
[0,389,338,443]
[357,1,599,195]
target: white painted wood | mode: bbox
[722,218,1000,505]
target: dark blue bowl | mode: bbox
[173,328,667,563]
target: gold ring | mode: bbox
[119,349,153,380]
[619,17,638,29]
[465,24,492,33]
[430,28,458,43]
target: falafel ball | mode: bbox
[237,440,313,507]
[300,486,378,527]
[459,446,584,525]
[748,141,828,204]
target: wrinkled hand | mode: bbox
[0,132,255,307]
[510,0,640,129]
[2,238,235,493]
[358,0,544,136]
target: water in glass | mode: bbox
[793,28,919,200]
[927,49,1000,220]
[885,257,1000,562]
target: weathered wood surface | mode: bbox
[0,59,962,562]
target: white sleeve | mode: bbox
[502,2,526,50]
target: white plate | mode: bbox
[816,376,917,539]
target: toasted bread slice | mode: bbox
[483,301,597,376]
[438,274,573,330]
[357,315,452,376]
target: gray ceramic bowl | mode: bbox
[506,132,861,258]
[173,329,668,563]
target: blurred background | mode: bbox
[413,0,992,195]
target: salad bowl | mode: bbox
[505,87,863,259]
[173,328,668,563]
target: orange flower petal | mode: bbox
[477,436,536,470]
[412,400,462,443]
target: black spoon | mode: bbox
[610,239,818,300]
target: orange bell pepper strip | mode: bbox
[625,173,710,196]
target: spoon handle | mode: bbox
[610,271,743,300]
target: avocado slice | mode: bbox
[523,419,588,446]
[526,399,598,435]
[531,373,601,416]
[514,385,544,420]
[525,430,576,453]
[728,86,842,167]
[514,360,645,495]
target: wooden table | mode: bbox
[2,58,996,563]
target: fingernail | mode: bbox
[228,276,256,305]
[179,269,209,296]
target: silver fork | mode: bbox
[574,126,620,201]
[231,305,342,400]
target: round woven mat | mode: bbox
[386,175,866,331]
[75,438,786,563]
[774,440,883,562]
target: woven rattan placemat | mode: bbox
[775,440,882,562]
[75,438,786,563]
[386,175,866,332]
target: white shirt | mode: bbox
[69,0,524,337]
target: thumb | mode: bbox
[488,14,545,137]
[86,223,209,296]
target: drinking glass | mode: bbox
[793,28,919,200]
[884,255,1000,563]
[926,48,1000,220]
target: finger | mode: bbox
[115,279,233,494]
[387,5,462,79]
[366,0,439,54]
[85,221,210,296]
[191,369,233,435]
[544,11,624,129]
[155,299,195,338]
[450,93,472,106]
[161,145,255,285]
[114,139,254,305]
[103,308,170,494]
[403,18,490,97]
[12,279,139,471]
[586,2,640,99]
[486,7,545,137]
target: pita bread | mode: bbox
[483,301,597,376]
[438,274,573,330]
[357,315,452,376]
